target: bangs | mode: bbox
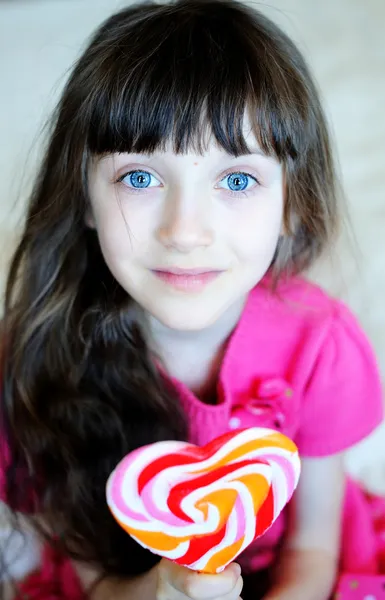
[86,1,309,160]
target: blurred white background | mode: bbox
[0,0,384,488]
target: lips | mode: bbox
[155,267,222,275]
[152,267,224,291]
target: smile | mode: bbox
[151,268,224,292]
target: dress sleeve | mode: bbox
[0,433,11,504]
[295,301,384,457]
[0,425,36,512]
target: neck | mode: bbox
[146,295,247,398]
[148,295,246,348]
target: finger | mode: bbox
[184,563,242,599]
[157,562,189,600]
[219,575,243,600]
[158,559,241,599]
[158,560,194,595]
[157,576,188,600]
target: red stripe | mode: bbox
[174,522,228,567]
[202,430,244,455]
[254,486,274,537]
[138,452,199,493]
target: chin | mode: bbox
[152,307,222,332]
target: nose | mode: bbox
[156,190,214,252]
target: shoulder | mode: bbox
[277,276,374,353]
[247,274,356,341]
[263,274,341,312]
[242,274,380,387]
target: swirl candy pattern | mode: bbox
[106,428,301,573]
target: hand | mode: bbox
[156,559,243,600]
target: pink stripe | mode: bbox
[262,454,296,493]
[234,494,246,542]
[109,448,149,522]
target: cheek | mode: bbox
[228,196,283,260]
[94,212,129,260]
[92,197,153,260]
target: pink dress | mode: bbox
[2,277,385,598]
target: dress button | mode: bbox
[275,411,285,424]
[229,416,241,429]
[273,411,286,429]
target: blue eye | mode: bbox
[120,170,159,189]
[219,172,258,192]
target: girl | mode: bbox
[1,0,384,599]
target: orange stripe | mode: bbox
[237,473,270,513]
[116,517,189,551]
[196,488,238,529]
[204,536,245,573]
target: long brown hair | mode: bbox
[1,0,339,583]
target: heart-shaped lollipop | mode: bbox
[106,428,300,573]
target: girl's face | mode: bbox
[88,132,284,331]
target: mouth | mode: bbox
[151,268,224,292]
